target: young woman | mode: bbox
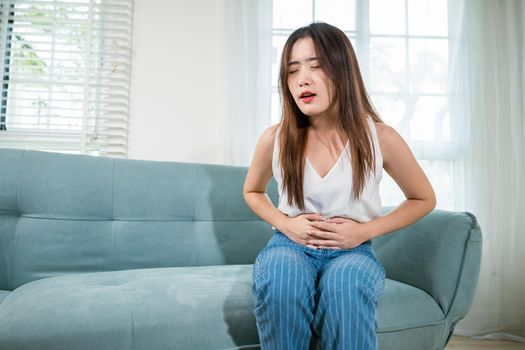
[243,22,436,350]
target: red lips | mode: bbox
[299,90,316,98]
[299,90,316,103]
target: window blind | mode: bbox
[0,0,134,157]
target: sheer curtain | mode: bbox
[219,0,525,340]
[449,0,525,342]
[218,0,273,166]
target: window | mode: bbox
[272,0,459,210]
[0,0,134,157]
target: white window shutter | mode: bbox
[0,0,134,157]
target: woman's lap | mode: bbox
[252,231,385,349]
[253,230,386,300]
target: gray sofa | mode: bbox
[0,149,482,350]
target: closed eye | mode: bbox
[289,66,320,74]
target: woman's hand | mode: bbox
[307,217,371,249]
[280,213,327,248]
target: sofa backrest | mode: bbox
[0,149,278,290]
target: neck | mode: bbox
[308,107,340,136]
[308,99,342,130]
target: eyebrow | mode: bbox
[287,57,319,66]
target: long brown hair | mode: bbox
[278,22,383,210]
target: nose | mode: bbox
[299,79,310,87]
[298,67,311,87]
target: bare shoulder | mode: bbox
[374,122,400,145]
[263,123,280,141]
[373,121,436,206]
[249,123,281,166]
[374,122,412,165]
[257,123,281,151]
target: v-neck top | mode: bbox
[272,116,383,222]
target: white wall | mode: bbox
[127,0,230,164]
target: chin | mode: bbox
[301,110,324,118]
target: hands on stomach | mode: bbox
[281,213,370,250]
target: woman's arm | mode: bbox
[243,125,326,246]
[308,123,437,248]
[243,125,289,231]
[363,123,437,239]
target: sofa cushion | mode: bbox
[0,150,279,290]
[378,279,445,331]
[0,290,10,305]
[376,280,446,350]
[0,266,444,350]
[11,216,274,288]
[0,265,259,350]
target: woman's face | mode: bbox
[286,37,335,119]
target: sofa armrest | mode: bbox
[372,209,482,319]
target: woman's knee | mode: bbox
[318,253,384,300]
[252,245,315,301]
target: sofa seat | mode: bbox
[0,265,445,350]
[376,280,447,350]
[0,265,260,350]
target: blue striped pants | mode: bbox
[252,230,386,350]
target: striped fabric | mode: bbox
[252,231,386,350]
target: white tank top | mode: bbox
[272,116,383,223]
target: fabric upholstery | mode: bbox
[0,150,279,290]
[0,290,10,305]
[0,149,482,350]
[373,208,482,319]
[0,265,258,349]
[0,149,24,290]
[1,267,447,350]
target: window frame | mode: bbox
[0,0,133,157]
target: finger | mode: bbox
[308,239,341,248]
[303,213,326,221]
[307,230,338,240]
[310,221,336,232]
[306,244,319,250]
[307,229,325,238]
[326,217,348,224]
[327,217,358,224]
[287,235,309,247]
